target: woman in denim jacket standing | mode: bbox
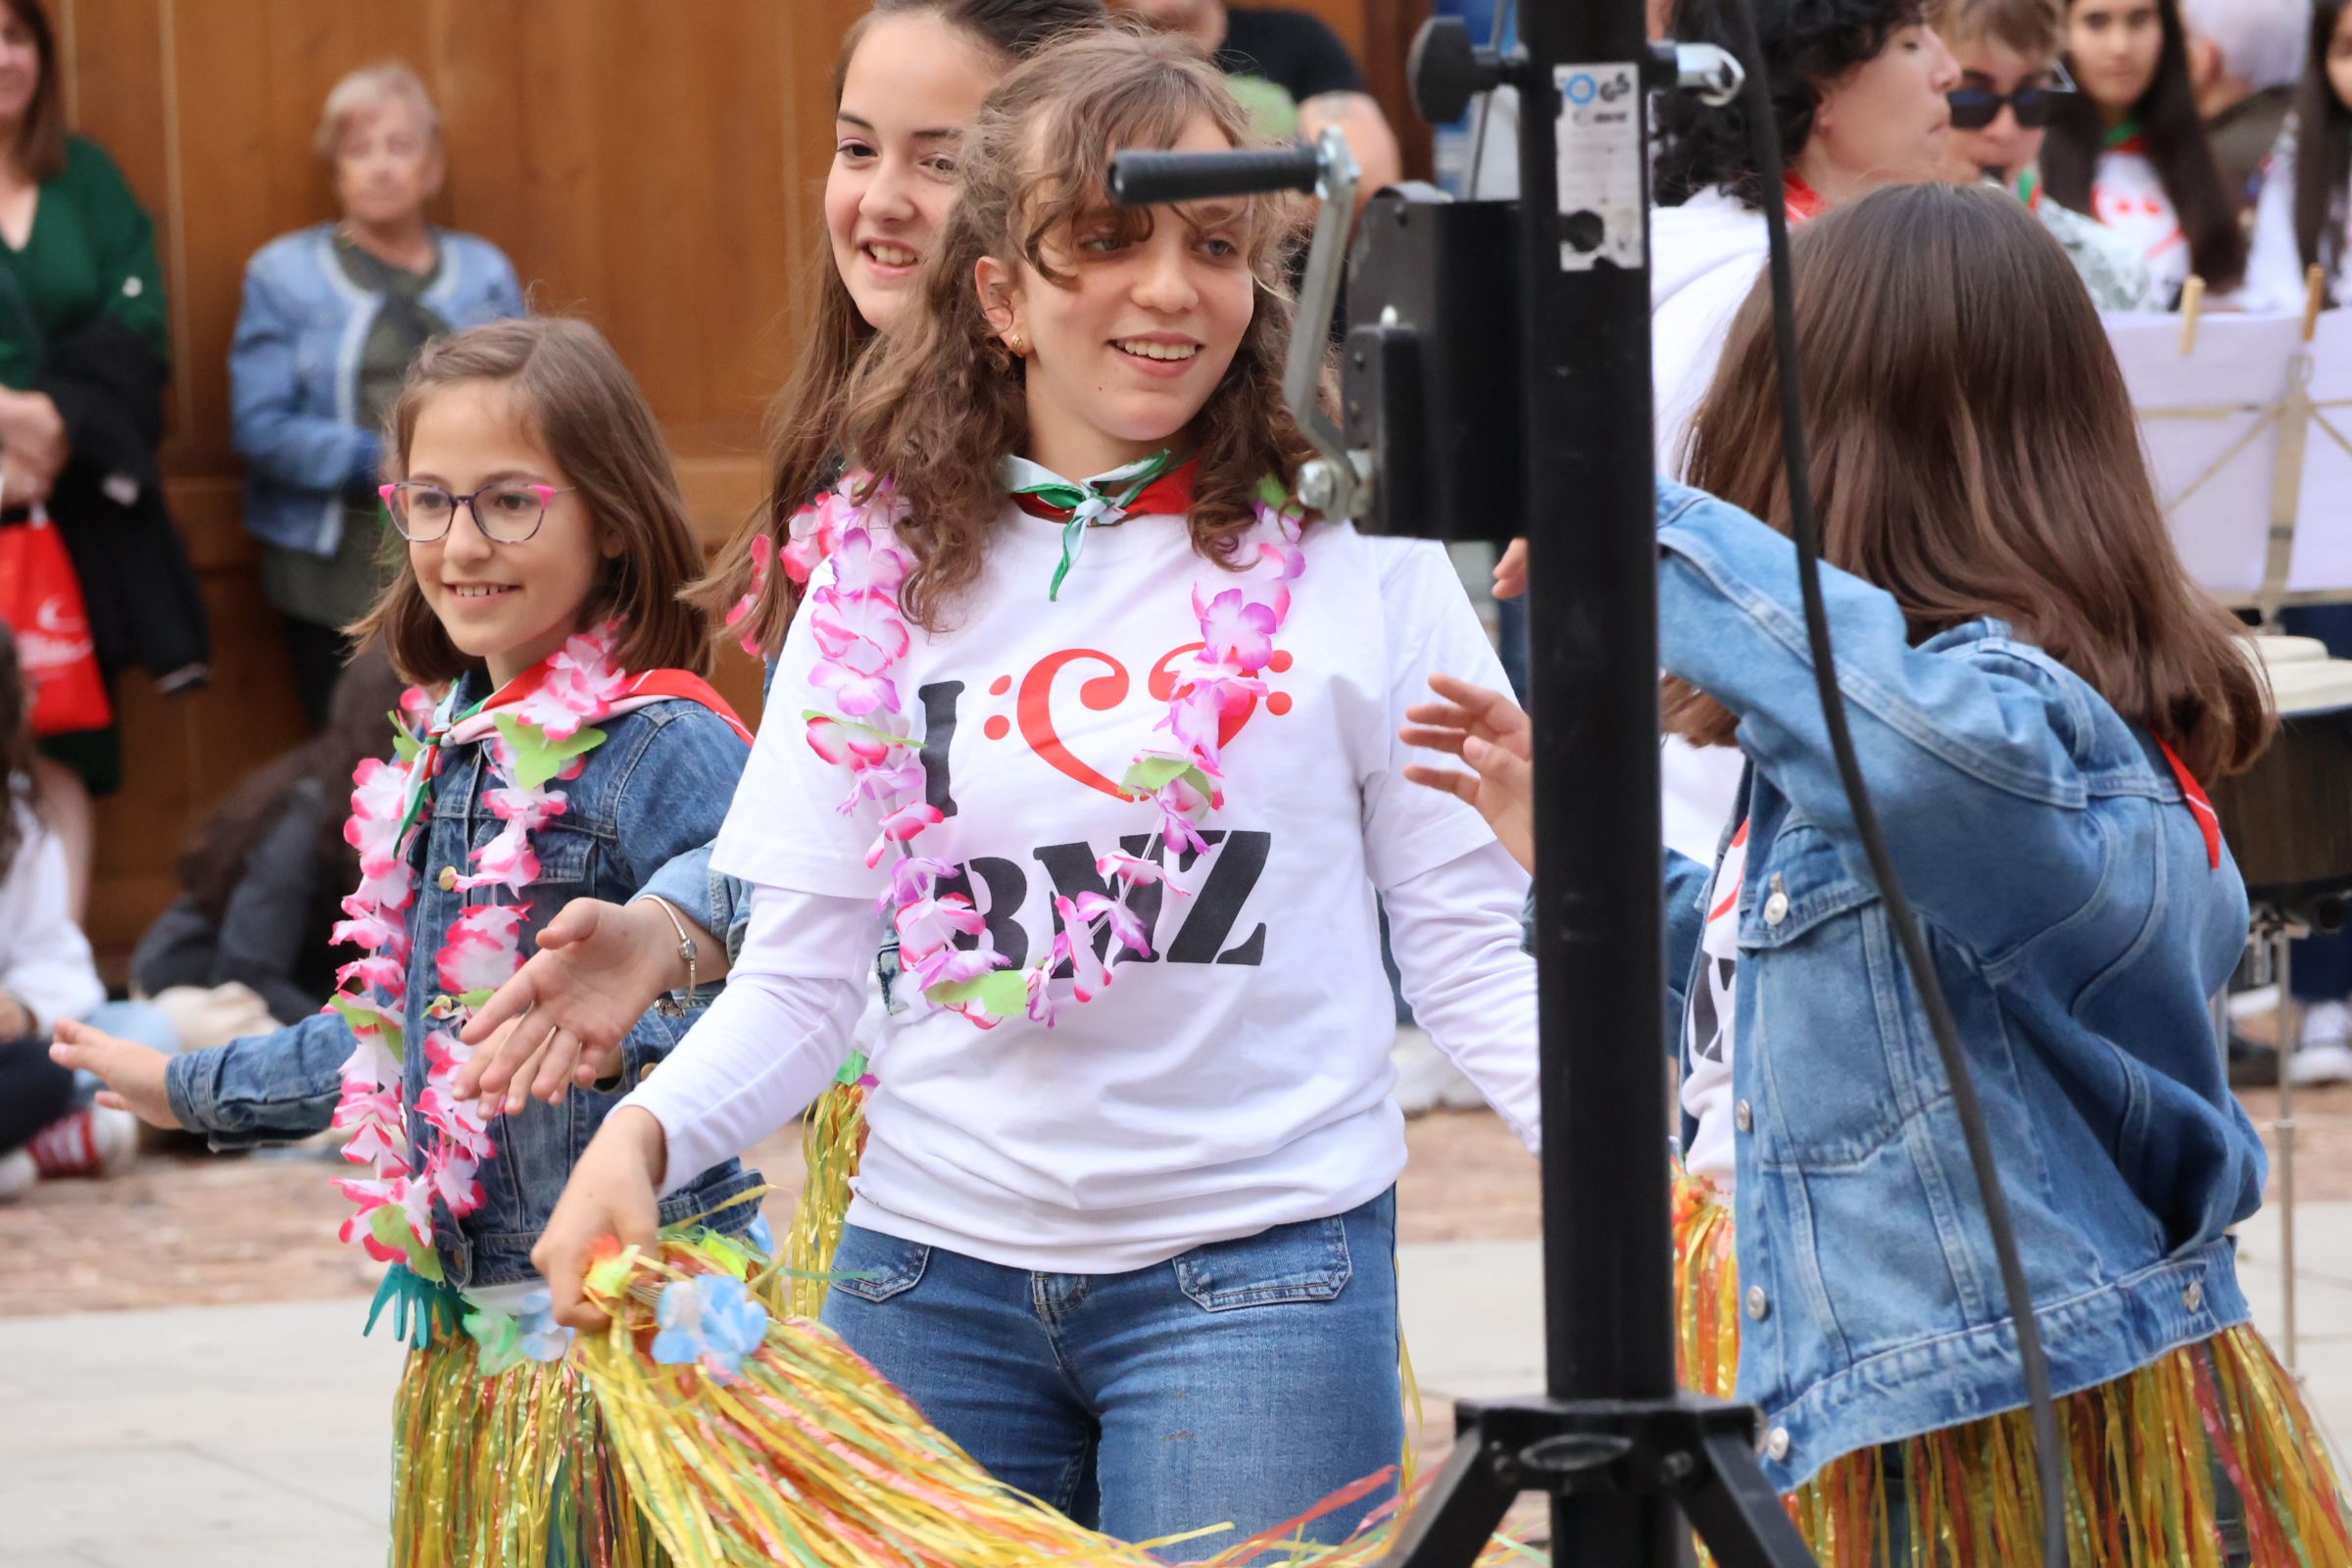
[1407,184,2350,1565]
[230,62,522,728]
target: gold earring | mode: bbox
[1006,331,1026,357]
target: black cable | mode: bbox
[1717,5,2070,1564]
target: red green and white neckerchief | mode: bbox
[326,622,750,1284]
[780,460,1307,1028]
[1004,450,1184,601]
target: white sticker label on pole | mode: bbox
[1553,63,1643,271]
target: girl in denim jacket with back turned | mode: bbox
[55,318,760,1565]
[1407,184,2350,1566]
[230,63,523,729]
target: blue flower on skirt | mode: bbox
[652,1275,769,1382]
[517,1290,575,1363]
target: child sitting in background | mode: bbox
[130,648,409,1054]
[0,622,177,1200]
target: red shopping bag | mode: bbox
[0,510,113,736]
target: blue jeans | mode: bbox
[821,1190,1404,1562]
[1495,591,1530,707]
[2281,606,2352,1004]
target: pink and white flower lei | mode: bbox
[326,626,633,1281]
[790,470,1306,1028]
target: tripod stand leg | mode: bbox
[1675,1428,1818,1568]
[1375,1427,1519,1567]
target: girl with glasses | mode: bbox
[1932,0,2163,310]
[52,316,766,1563]
[2043,0,2246,303]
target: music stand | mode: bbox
[2113,309,2352,623]
[2115,306,2352,1371]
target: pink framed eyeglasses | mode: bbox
[378,481,573,544]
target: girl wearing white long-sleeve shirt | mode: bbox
[0,626,176,1198]
[530,32,1535,1557]
[2248,0,2352,311]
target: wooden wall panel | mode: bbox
[49,0,1416,969]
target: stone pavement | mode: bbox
[0,1104,1544,1320]
[9,1203,2350,1564]
[5,1102,2349,1562]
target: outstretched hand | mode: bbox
[1401,672,1536,873]
[1494,537,1528,601]
[453,898,706,1117]
[50,1018,181,1129]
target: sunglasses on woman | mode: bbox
[1945,61,2076,130]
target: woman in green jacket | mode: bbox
[0,0,208,921]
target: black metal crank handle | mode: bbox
[1106,146,1322,207]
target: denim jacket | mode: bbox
[1654,479,2265,1491]
[165,679,760,1291]
[638,657,779,959]
[228,223,523,558]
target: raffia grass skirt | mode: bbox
[1674,1172,2352,1567]
[390,1332,670,1568]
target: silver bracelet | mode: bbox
[635,895,699,1019]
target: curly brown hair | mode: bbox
[684,0,1109,657]
[833,23,1318,631]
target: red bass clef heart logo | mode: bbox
[1011,643,1291,801]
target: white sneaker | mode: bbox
[2228,985,2280,1021]
[1391,1026,1486,1116]
[2301,1000,2352,1050]
[2286,1041,2352,1087]
[0,1149,33,1202]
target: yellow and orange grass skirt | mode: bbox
[393,1329,670,1568]
[1674,1171,2352,1567]
[385,1209,1515,1568]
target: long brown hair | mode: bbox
[0,624,39,884]
[352,317,713,684]
[1667,182,2269,783]
[3,0,66,183]
[2043,0,2245,294]
[2294,0,2352,298]
[686,0,1107,656]
[177,648,407,927]
[835,24,1314,631]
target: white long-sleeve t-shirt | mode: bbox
[0,805,104,1033]
[628,508,1539,1274]
[2248,127,2346,312]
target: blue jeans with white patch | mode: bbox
[821,1189,1403,1561]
